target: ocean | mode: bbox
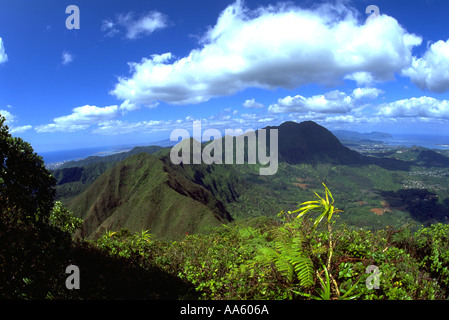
[39,145,134,165]
[382,134,449,150]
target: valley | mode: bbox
[51,121,449,240]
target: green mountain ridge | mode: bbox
[69,153,232,240]
[58,145,165,169]
[52,146,164,201]
[59,121,449,240]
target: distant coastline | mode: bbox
[40,139,175,169]
[380,134,449,150]
[40,133,449,170]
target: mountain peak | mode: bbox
[265,120,363,165]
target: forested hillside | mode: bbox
[59,121,449,239]
[68,153,232,240]
[2,116,449,301]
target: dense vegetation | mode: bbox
[0,116,195,299]
[53,121,449,236]
[67,153,232,241]
[91,186,449,300]
[2,115,449,300]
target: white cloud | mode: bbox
[268,86,383,115]
[268,90,352,114]
[344,72,374,86]
[102,11,168,39]
[119,99,140,111]
[61,51,73,65]
[0,109,15,124]
[36,105,120,133]
[377,96,449,119]
[243,98,264,109]
[111,1,421,106]
[402,39,449,93]
[351,87,383,100]
[10,125,32,134]
[0,109,32,134]
[0,38,7,64]
[322,114,384,124]
[93,119,165,135]
[91,108,278,136]
[0,37,7,64]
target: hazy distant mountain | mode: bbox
[58,145,164,169]
[332,129,393,142]
[69,153,232,241]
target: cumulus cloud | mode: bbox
[351,87,383,100]
[402,39,449,93]
[243,98,264,109]
[102,11,168,39]
[344,72,374,86]
[268,90,353,114]
[268,87,382,114]
[0,109,33,134]
[61,51,73,65]
[111,1,421,106]
[92,108,278,136]
[36,105,120,133]
[377,96,449,119]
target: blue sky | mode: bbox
[1,0,449,153]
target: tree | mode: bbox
[0,115,72,299]
[0,115,56,225]
[49,201,83,234]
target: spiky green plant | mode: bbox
[291,183,341,232]
[133,230,154,244]
[279,183,343,297]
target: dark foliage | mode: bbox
[0,116,56,225]
[380,189,449,224]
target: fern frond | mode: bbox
[294,257,314,287]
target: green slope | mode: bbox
[60,121,449,236]
[52,145,166,201]
[69,153,232,240]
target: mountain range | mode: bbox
[332,130,393,142]
[51,121,449,240]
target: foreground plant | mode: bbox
[277,183,344,298]
[292,183,341,268]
